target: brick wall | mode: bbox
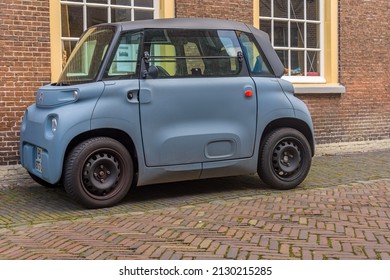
[298,0,390,144]
[0,0,51,165]
[175,0,253,24]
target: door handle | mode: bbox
[127,90,139,102]
[127,90,138,100]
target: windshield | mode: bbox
[58,27,115,85]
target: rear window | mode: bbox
[238,32,273,76]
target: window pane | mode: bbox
[62,40,78,67]
[260,0,271,17]
[307,51,320,75]
[87,7,107,28]
[59,28,115,84]
[61,0,156,68]
[307,23,320,48]
[134,9,154,20]
[274,21,288,47]
[259,0,322,78]
[238,32,272,76]
[259,19,272,39]
[290,0,304,19]
[291,22,304,48]
[290,50,304,75]
[150,44,177,76]
[307,0,319,21]
[111,8,132,22]
[111,0,132,5]
[274,0,288,18]
[145,29,242,78]
[276,50,288,69]
[61,5,84,38]
[204,30,241,76]
[107,32,141,79]
[184,42,205,75]
[86,0,107,4]
[134,0,153,8]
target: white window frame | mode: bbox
[260,0,325,83]
[60,0,159,46]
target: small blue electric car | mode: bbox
[20,18,315,208]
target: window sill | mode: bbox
[293,84,346,95]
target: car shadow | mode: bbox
[0,174,270,228]
[124,175,267,204]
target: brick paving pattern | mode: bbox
[0,150,389,259]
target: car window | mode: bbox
[238,32,273,76]
[150,43,177,76]
[104,31,142,80]
[59,27,115,85]
[184,42,205,75]
[144,29,245,78]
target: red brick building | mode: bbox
[0,0,389,165]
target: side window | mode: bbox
[104,32,142,79]
[238,32,273,76]
[201,30,242,77]
[150,43,177,76]
[144,29,244,78]
[184,42,205,75]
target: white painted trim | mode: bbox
[293,85,346,94]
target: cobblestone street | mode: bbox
[0,147,389,260]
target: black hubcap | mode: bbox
[272,139,302,179]
[82,152,121,198]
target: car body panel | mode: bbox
[139,77,257,167]
[20,82,105,183]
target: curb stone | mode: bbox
[315,139,390,156]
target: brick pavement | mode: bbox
[0,146,389,259]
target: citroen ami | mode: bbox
[20,18,315,208]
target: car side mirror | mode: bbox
[141,51,158,79]
[147,65,158,79]
[237,51,244,63]
[142,65,158,79]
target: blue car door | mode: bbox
[139,29,257,167]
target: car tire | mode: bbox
[258,128,312,190]
[64,137,133,208]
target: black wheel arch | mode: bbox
[260,118,315,157]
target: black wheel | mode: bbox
[28,172,61,188]
[258,128,312,190]
[64,137,133,208]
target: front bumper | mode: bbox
[20,105,63,184]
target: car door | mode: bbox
[139,29,257,167]
[92,31,142,146]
